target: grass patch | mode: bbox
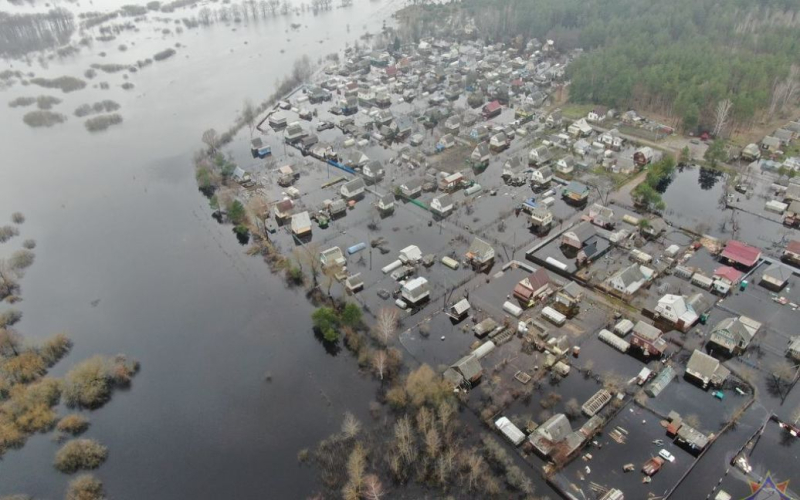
[29,76,86,93]
[561,103,594,120]
[22,110,66,128]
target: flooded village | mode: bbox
[203,21,800,500]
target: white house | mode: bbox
[567,118,592,137]
[400,178,424,198]
[438,134,456,150]
[431,194,454,216]
[530,166,553,186]
[655,294,699,332]
[340,177,366,199]
[556,156,576,174]
[362,160,384,182]
[606,264,648,296]
[320,246,346,268]
[529,145,553,165]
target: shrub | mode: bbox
[312,307,339,342]
[2,351,47,383]
[153,48,176,61]
[56,415,89,436]
[54,439,108,473]
[11,212,25,224]
[84,114,123,132]
[21,239,35,250]
[0,309,22,328]
[66,474,105,500]
[29,76,86,93]
[62,355,138,409]
[8,97,36,108]
[23,110,66,128]
[9,250,34,271]
[39,333,73,366]
[0,225,19,242]
[340,303,362,327]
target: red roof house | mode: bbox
[513,268,552,307]
[385,66,398,77]
[714,265,744,284]
[720,240,761,268]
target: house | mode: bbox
[290,211,312,237]
[400,276,430,304]
[444,353,482,387]
[631,321,667,356]
[320,246,346,268]
[634,146,654,167]
[482,100,501,119]
[708,316,762,355]
[546,108,562,128]
[513,268,552,307]
[340,177,366,199]
[430,194,454,217]
[529,145,553,166]
[489,132,509,152]
[300,133,318,150]
[465,237,495,271]
[285,122,308,143]
[760,262,793,290]
[362,160,384,182]
[714,265,743,286]
[587,106,608,123]
[342,150,369,169]
[561,223,596,250]
[556,155,576,174]
[741,143,761,161]
[530,206,553,233]
[376,193,395,213]
[268,112,287,128]
[530,166,553,187]
[345,273,364,293]
[553,281,584,315]
[788,336,800,361]
[599,129,624,150]
[783,240,800,265]
[438,172,464,192]
[232,166,250,184]
[587,203,614,229]
[685,349,730,389]
[444,115,461,133]
[529,413,572,457]
[567,118,592,137]
[470,125,490,142]
[273,199,294,223]
[762,135,781,151]
[562,181,590,204]
[471,142,491,165]
[775,128,794,145]
[676,424,710,454]
[250,137,271,158]
[437,134,456,150]
[328,199,346,218]
[448,298,471,321]
[606,264,647,296]
[399,178,424,198]
[640,217,668,239]
[654,294,699,332]
[720,240,761,268]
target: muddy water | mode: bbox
[0,1,399,498]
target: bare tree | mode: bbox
[341,411,362,439]
[393,416,416,463]
[712,99,732,138]
[201,128,219,154]
[362,475,385,500]
[424,427,440,458]
[374,308,398,346]
[372,350,387,380]
[564,398,581,420]
[0,328,22,357]
[241,99,257,138]
[342,442,366,500]
[300,243,322,288]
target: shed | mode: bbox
[495,417,526,446]
[448,298,471,320]
[290,211,312,236]
[645,366,676,397]
[452,353,482,383]
[614,319,634,337]
[761,262,793,290]
[399,245,422,263]
[473,318,499,338]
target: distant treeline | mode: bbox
[442,0,800,132]
[0,9,75,57]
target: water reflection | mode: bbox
[698,167,723,190]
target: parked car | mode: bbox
[317,121,334,132]
[658,449,675,463]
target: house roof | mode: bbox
[537,413,571,442]
[343,177,366,191]
[433,193,453,208]
[454,353,482,381]
[450,298,471,315]
[538,166,553,178]
[467,237,494,260]
[378,193,395,206]
[786,240,800,254]
[633,321,662,341]
[763,263,793,284]
[721,240,761,267]
[613,264,646,288]
[711,316,757,347]
[686,349,730,384]
[714,265,743,284]
[402,178,424,190]
[526,268,551,292]
[565,181,589,195]
[483,100,501,112]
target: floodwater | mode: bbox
[0,1,400,498]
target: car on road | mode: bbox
[658,449,675,463]
[317,121,334,132]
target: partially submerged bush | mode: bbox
[29,76,87,93]
[9,250,34,271]
[36,96,62,110]
[22,239,35,250]
[0,309,22,328]
[23,110,66,128]
[84,114,123,132]
[153,48,176,61]
[1,351,47,383]
[66,474,105,500]
[56,414,89,436]
[54,439,108,473]
[0,225,19,242]
[39,333,73,366]
[63,355,139,409]
[8,97,36,108]
[11,212,24,224]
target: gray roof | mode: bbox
[763,263,793,284]
[633,321,662,341]
[613,265,645,288]
[433,193,453,207]
[537,413,571,442]
[378,193,395,205]
[343,177,366,191]
[711,317,754,347]
[402,178,424,190]
[453,353,482,381]
[467,237,494,259]
[686,349,730,384]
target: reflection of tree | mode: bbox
[698,167,722,190]
[654,175,674,194]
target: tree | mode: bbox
[226,200,247,225]
[564,398,581,420]
[679,146,691,166]
[712,98,732,138]
[0,260,20,300]
[0,328,22,357]
[54,439,108,473]
[405,365,452,407]
[341,303,362,328]
[342,442,366,500]
[312,307,340,342]
[374,308,398,346]
[209,195,222,218]
[704,139,727,168]
[632,182,665,211]
[0,308,22,328]
[372,350,388,380]
[201,128,219,153]
[362,474,385,500]
[66,474,105,500]
[242,99,257,138]
[341,411,361,438]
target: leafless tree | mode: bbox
[372,350,387,380]
[0,328,22,357]
[564,398,581,420]
[342,442,366,500]
[341,411,362,439]
[374,307,398,346]
[300,243,322,287]
[424,427,440,458]
[201,128,219,154]
[241,99,257,138]
[362,475,385,500]
[393,416,416,463]
[713,99,733,138]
